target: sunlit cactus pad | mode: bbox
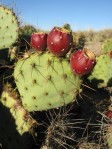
[14,52,81,111]
[0,5,19,50]
[101,39,112,53]
[88,54,112,88]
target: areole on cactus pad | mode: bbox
[14,52,81,111]
[47,27,73,57]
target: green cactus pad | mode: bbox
[101,39,112,53]
[0,84,37,149]
[0,5,19,50]
[14,52,81,111]
[0,83,36,135]
[0,103,35,149]
[88,54,112,88]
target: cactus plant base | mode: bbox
[106,125,112,149]
[0,102,35,149]
[0,83,37,149]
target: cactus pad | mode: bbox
[14,52,81,111]
[88,54,112,88]
[101,39,112,53]
[0,83,36,135]
[0,5,19,50]
[0,84,37,149]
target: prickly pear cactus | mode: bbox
[0,83,37,149]
[0,5,19,50]
[0,83,36,135]
[14,52,81,111]
[88,54,112,88]
[19,25,37,36]
[101,39,112,53]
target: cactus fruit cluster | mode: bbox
[0,4,112,149]
[0,5,19,50]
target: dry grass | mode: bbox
[84,42,102,56]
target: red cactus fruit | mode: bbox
[47,27,73,57]
[70,49,96,76]
[105,110,112,119]
[31,32,47,51]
